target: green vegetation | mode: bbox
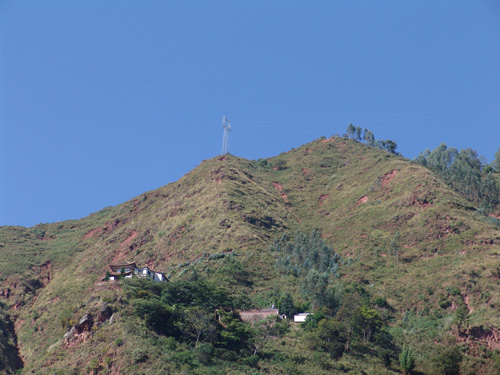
[0,303,23,373]
[399,344,415,375]
[345,123,399,154]
[416,143,500,212]
[0,135,499,374]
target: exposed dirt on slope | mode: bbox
[110,231,138,263]
[120,231,137,249]
[355,196,369,206]
[302,169,313,177]
[464,294,473,313]
[273,182,289,203]
[318,194,329,206]
[457,326,500,351]
[381,169,398,186]
[83,227,103,239]
[35,261,52,287]
[489,212,500,220]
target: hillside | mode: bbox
[1,136,500,374]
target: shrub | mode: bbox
[132,348,148,363]
[195,343,214,365]
[432,346,463,375]
[242,355,259,368]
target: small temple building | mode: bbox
[107,261,167,282]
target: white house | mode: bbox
[107,261,167,282]
[293,313,312,323]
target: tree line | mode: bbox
[344,123,399,155]
[416,144,499,213]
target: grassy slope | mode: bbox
[0,136,499,374]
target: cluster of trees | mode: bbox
[416,144,499,212]
[122,278,255,362]
[344,124,399,155]
[292,286,399,369]
[0,303,23,373]
[271,231,341,309]
[272,231,340,277]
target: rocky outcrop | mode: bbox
[96,305,113,324]
[64,313,94,344]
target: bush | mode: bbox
[432,346,463,375]
[132,348,149,363]
[242,355,259,368]
[195,343,214,365]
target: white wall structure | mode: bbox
[293,313,312,323]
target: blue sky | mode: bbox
[1,1,499,227]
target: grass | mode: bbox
[0,136,499,374]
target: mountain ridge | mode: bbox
[1,136,500,374]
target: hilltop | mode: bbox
[1,136,500,374]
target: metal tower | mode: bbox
[222,116,231,155]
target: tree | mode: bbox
[354,306,382,344]
[433,346,463,375]
[346,123,356,139]
[315,318,346,359]
[493,148,500,172]
[300,269,330,309]
[363,129,375,146]
[251,316,279,355]
[453,303,469,332]
[399,344,415,375]
[336,293,363,351]
[132,299,178,336]
[183,308,218,343]
[356,127,363,142]
[390,231,401,262]
[278,293,297,318]
[480,172,499,213]
[376,140,398,155]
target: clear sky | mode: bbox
[1,1,499,227]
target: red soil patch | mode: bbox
[456,326,500,351]
[83,227,103,239]
[489,212,500,220]
[355,196,369,206]
[302,168,313,177]
[409,196,432,209]
[111,230,138,263]
[320,138,333,143]
[272,167,279,170]
[121,230,137,246]
[381,169,398,186]
[170,226,186,244]
[464,295,473,314]
[273,182,289,203]
[218,156,227,161]
[305,148,312,154]
[35,261,52,286]
[15,318,25,330]
[318,194,329,205]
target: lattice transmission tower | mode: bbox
[221,116,231,155]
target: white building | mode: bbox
[293,313,312,323]
[107,261,167,282]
